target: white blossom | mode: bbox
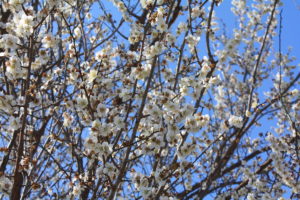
[228,115,243,128]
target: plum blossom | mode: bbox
[87,69,98,83]
[76,97,88,109]
[228,115,243,128]
[42,34,57,48]
[0,176,12,195]
[0,0,299,199]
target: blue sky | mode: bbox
[280,0,300,55]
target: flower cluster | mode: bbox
[0,0,299,199]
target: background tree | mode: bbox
[0,0,299,199]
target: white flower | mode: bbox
[228,115,243,128]
[177,22,188,34]
[191,7,203,18]
[195,114,210,127]
[97,142,112,158]
[74,27,81,38]
[185,116,199,133]
[86,12,92,20]
[117,1,126,12]
[31,59,42,70]
[166,132,180,147]
[91,119,101,130]
[42,34,57,48]
[209,76,220,85]
[0,34,19,50]
[186,34,200,52]
[13,12,34,36]
[180,104,194,118]
[6,56,21,77]
[157,20,167,32]
[88,69,98,83]
[62,112,73,127]
[9,0,24,7]
[199,63,211,77]
[95,51,104,62]
[245,110,251,117]
[291,88,299,97]
[166,33,176,45]
[114,116,125,129]
[140,0,154,9]
[131,64,151,79]
[76,97,88,108]
[72,184,81,196]
[96,103,108,117]
[0,176,12,194]
[89,36,96,43]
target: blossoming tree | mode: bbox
[0,0,299,199]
